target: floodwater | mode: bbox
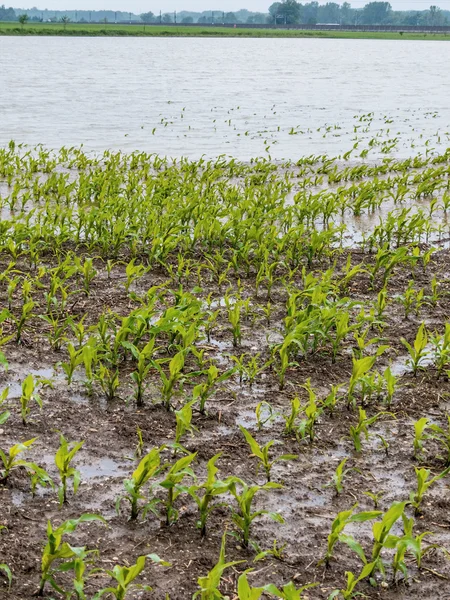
[0,36,449,158]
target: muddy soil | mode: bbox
[1,247,450,600]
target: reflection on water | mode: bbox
[0,37,449,158]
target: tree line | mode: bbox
[0,2,448,27]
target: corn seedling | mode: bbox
[193,364,235,415]
[154,350,186,411]
[325,459,361,495]
[328,562,377,600]
[116,446,164,521]
[37,514,105,597]
[400,322,429,376]
[240,425,297,482]
[363,490,385,509]
[94,363,120,401]
[193,531,243,600]
[174,399,197,448]
[55,433,84,505]
[367,501,408,578]
[122,339,156,407]
[0,564,12,590]
[159,452,196,525]
[349,408,394,453]
[186,453,233,537]
[413,417,430,460]
[229,478,284,547]
[347,356,376,409]
[93,554,170,600]
[262,581,317,599]
[321,504,381,566]
[61,343,83,385]
[410,466,450,515]
[19,374,42,426]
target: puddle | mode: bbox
[78,457,129,480]
[389,345,434,377]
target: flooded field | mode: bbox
[1,142,450,598]
[0,37,450,158]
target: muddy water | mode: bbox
[0,37,449,158]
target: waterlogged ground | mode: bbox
[0,37,450,159]
[0,146,450,599]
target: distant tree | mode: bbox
[18,13,29,27]
[340,1,353,24]
[197,16,209,23]
[318,2,341,23]
[362,1,392,24]
[0,5,16,21]
[140,11,155,23]
[246,12,269,24]
[303,1,319,24]
[223,12,238,23]
[162,13,173,23]
[427,4,446,24]
[269,0,301,24]
[181,16,193,23]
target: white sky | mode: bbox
[15,1,450,12]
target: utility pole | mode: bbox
[89,11,91,22]
[160,10,162,24]
[174,10,176,23]
[211,10,214,24]
[223,11,225,24]
[114,11,117,23]
[129,12,132,24]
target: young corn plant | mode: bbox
[413,417,430,460]
[37,514,105,597]
[55,433,84,505]
[94,363,120,401]
[262,581,317,599]
[0,387,9,425]
[159,452,197,525]
[122,339,156,407]
[193,364,235,415]
[124,259,147,294]
[349,408,394,453]
[409,466,450,515]
[229,478,284,548]
[347,356,376,409]
[116,447,164,521]
[186,453,233,537]
[19,374,42,426]
[325,459,360,496]
[0,438,51,493]
[227,299,242,347]
[321,504,381,566]
[14,300,34,343]
[328,562,377,600]
[61,343,83,385]
[428,416,450,466]
[401,322,429,376]
[154,350,186,411]
[282,396,301,436]
[239,425,297,483]
[193,531,243,600]
[297,380,322,443]
[367,501,409,579]
[0,564,12,591]
[174,400,197,449]
[93,554,170,600]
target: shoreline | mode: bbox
[1,23,450,40]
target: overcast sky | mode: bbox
[16,1,450,12]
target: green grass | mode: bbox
[0,21,449,40]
